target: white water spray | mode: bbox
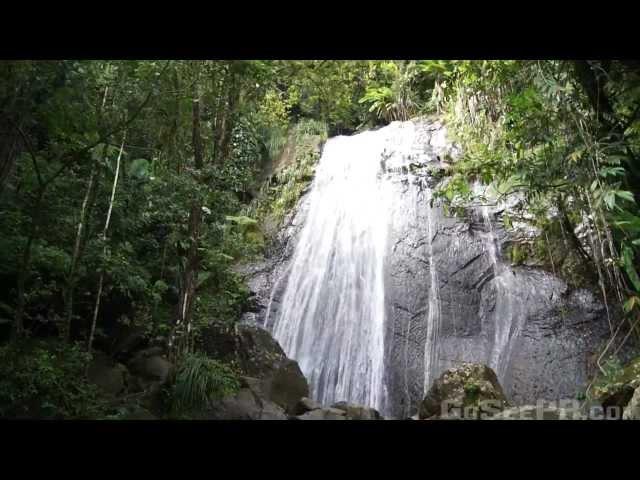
[269,124,417,411]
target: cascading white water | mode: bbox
[266,120,532,416]
[476,185,526,380]
[269,124,415,412]
[422,186,442,395]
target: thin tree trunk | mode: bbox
[62,155,100,341]
[87,133,126,357]
[170,91,204,358]
[13,188,45,340]
[14,224,36,339]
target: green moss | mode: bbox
[591,356,640,402]
[223,215,265,259]
[463,381,481,404]
[507,242,530,265]
[247,120,326,243]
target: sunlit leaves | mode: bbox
[621,244,640,291]
[623,295,640,313]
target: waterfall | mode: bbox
[476,186,526,381]
[265,119,536,417]
[269,124,411,412]
[421,187,442,395]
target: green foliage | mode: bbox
[246,119,325,243]
[224,215,265,258]
[169,353,240,415]
[591,356,640,402]
[0,340,108,418]
[358,61,425,123]
[432,60,640,317]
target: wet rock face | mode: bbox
[383,174,613,417]
[235,187,313,329]
[239,118,615,419]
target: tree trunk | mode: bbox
[170,92,204,357]
[13,187,45,340]
[87,134,126,356]
[62,154,100,341]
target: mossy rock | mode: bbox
[419,363,509,419]
[592,356,640,409]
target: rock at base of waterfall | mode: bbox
[295,397,321,415]
[490,405,586,420]
[592,356,640,418]
[623,387,640,419]
[330,401,382,420]
[296,408,347,420]
[202,383,288,420]
[198,321,309,414]
[262,359,309,414]
[419,363,508,419]
[600,385,636,417]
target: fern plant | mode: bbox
[170,353,240,415]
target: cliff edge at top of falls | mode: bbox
[233,116,633,419]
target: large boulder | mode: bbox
[419,363,508,419]
[110,325,147,361]
[126,347,172,393]
[202,377,287,420]
[87,351,128,396]
[261,359,308,414]
[296,407,347,420]
[592,356,640,418]
[198,322,309,414]
[331,401,382,420]
[294,397,321,415]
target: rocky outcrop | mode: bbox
[591,356,640,419]
[199,322,308,415]
[202,377,288,420]
[330,402,382,420]
[294,397,321,415]
[297,408,347,420]
[126,346,173,394]
[294,402,382,420]
[419,363,508,419]
[87,351,128,396]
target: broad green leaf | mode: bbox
[614,190,636,204]
[621,244,640,291]
[599,166,626,177]
[623,296,639,313]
